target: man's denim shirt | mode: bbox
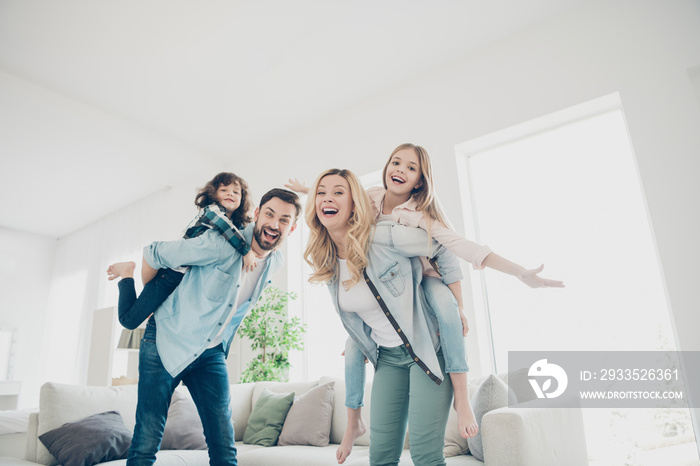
[143,224,282,377]
[326,221,463,384]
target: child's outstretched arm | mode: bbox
[482,253,564,288]
[419,216,564,288]
[284,178,310,195]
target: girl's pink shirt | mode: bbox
[367,186,492,279]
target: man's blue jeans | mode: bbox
[126,319,237,466]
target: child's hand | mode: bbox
[459,311,470,336]
[242,250,259,273]
[518,264,565,288]
[285,178,310,194]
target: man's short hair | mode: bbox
[259,188,303,220]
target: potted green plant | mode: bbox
[237,286,306,382]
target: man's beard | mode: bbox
[253,224,280,251]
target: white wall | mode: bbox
[237,0,700,357]
[30,175,231,398]
[0,228,55,408]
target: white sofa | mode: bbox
[0,374,588,466]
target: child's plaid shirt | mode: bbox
[183,204,250,256]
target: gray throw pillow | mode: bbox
[243,388,295,447]
[278,381,335,446]
[467,374,509,461]
[161,386,206,450]
[38,411,131,466]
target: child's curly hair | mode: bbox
[195,172,253,228]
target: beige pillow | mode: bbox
[161,386,206,450]
[322,375,372,447]
[37,383,138,466]
[278,381,335,446]
[251,380,319,406]
[230,382,256,441]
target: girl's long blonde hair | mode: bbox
[304,169,375,289]
[382,143,452,231]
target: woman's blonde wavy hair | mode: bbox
[304,168,375,289]
[382,143,452,231]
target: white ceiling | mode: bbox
[0,0,590,238]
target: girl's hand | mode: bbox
[340,350,368,363]
[242,250,259,273]
[459,311,470,336]
[284,178,310,195]
[518,264,565,288]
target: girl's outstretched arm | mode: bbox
[482,253,564,288]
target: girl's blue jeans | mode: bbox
[344,276,467,409]
[126,319,237,466]
[117,268,184,330]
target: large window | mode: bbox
[458,95,696,464]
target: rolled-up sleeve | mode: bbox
[417,217,492,270]
[143,230,224,270]
[431,247,463,285]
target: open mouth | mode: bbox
[262,228,279,241]
[322,207,339,216]
[391,175,406,184]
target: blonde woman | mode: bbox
[305,168,462,466]
[289,144,563,463]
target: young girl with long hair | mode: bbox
[305,168,464,466]
[107,171,258,330]
[288,144,563,463]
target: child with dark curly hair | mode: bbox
[107,172,256,329]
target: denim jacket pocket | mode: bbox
[203,267,232,304]
[378,262,405,297]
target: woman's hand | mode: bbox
[518,264,564,288]
[284,178,310,195]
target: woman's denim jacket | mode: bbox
[326,221,463,384]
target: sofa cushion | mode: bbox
[278,381,335,447]
[161,386,206,450]
[467,374,509,461]
[321,375,372,447]
[250,379,318,406]
[230,382,256,441]
[38,411,131,466]
[36,382,138,466]
[243,388,295,447]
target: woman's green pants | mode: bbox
[369,346,454,466]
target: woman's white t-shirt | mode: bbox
[337,259,402,348]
